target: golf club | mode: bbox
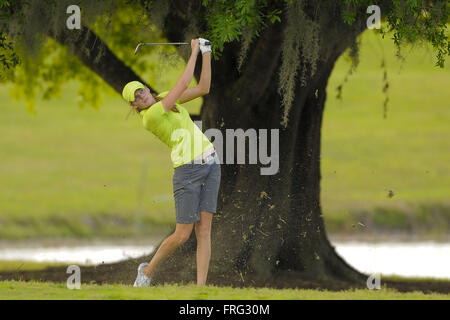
[134,41,211,55]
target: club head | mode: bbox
[134,43,143,55]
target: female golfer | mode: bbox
[122,38,220,287]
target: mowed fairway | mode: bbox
[0,30,449,239]
[0,281,448,300]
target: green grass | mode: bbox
[0,280,448,300]
[0,30,449,239]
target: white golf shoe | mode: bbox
[133,262,151,287]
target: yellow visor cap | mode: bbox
[122,81,145,102]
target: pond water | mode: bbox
[0,241,448,279]
[0,244,155,266]
[333,241,450,279]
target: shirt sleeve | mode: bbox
[157,90,183,104]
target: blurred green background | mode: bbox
[0,30,449,240]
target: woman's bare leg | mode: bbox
[195,211,213,286]
[142,223,194,278]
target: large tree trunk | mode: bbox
[152,63,367,287]
[147,6,368,288]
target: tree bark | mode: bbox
[151,58,367,288]
[146,4,369,288]
[47,26,155,96]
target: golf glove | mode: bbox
[199,38,211,54]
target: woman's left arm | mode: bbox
[177,52,211,104]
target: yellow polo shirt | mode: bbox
[139,91,213,168]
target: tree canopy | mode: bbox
[0,0,448,123]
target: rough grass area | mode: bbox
[0,30,448,239]
[0,280,448,300]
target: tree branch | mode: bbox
[47,25,154,95]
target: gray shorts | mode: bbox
[172,152,221,224]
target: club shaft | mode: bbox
[139,42,189,46]
[134,41,211,54]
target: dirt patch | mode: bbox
[382,278,450,295]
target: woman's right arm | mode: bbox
[161,39,200,113]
